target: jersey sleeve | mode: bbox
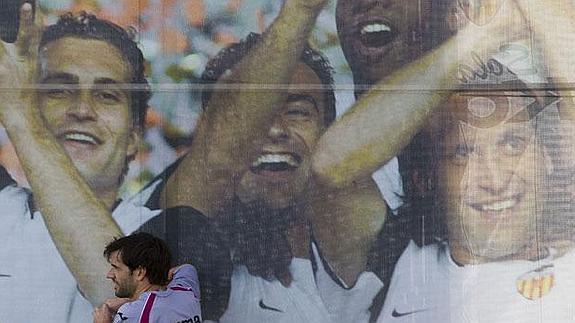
[168,264,201,299]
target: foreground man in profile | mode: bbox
[93,233,202,323]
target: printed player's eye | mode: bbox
[450,143,473,165]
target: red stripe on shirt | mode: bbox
[140,293,157,323]
[170,286,192,291]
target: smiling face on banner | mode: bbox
[236,63,327,210]
[436,90,554,264]
[37,37,138,205]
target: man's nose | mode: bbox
[470,151,513,195]
[267,117,289,141]
[66,92,97,121]
[106,269,114,280]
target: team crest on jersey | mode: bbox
[516,248,556,300]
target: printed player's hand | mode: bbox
[0,2,40,118]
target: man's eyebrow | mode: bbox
[39,73,78,84]
[286,94,318,112]
[94,78,122,86]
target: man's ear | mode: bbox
[126,129,140,163]
[133,266,147,282]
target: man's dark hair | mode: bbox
[104,232,172,286]
[39,12,150,129]
[200,32,337,126]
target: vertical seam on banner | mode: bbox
[139,293,157,323]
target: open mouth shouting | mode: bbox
[358,21,396,49]
[250,153,302,178]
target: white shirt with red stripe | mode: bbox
[113,264,202,323]
[379,241,575,323]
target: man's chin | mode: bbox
[115,292,132,299]
[350,46,417,90]
[263,196,298,211]
[114,288,133,299]
[238,190,297,211]
[238,173,307,207]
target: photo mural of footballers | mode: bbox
[2,0,575,322]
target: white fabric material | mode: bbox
[219,242,383,323]
[113,179,163,234]
[372,157,404,214]
[0,184,159,323]
[379,241,575,323]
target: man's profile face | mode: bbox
[37,37,137,205]
[336,0,427,88]
[437,93,550,264]
[237,63,326,209]
[106,250,137,298]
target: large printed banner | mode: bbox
[1,0,575,322]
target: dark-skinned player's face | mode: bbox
[336,0,430,91]
[237,63,326,210]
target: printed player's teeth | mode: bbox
[361,23,391,35]
[64,133,97,145]
[252,154,299,167]
[482,199,517,212]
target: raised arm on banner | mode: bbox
[166,0,330,216]
[0,6,122,306]
[312,0,526,188]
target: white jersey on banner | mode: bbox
[380,241,575,323]
[0,183,160,323]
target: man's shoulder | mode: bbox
[116,291,202,323]
[171,264,199,281]
[163,265,201,301]
[114,297,147,322]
